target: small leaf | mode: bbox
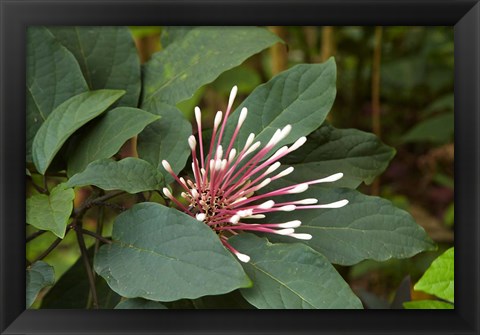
[229,234,362,309]
[115,298,167,309]
[27,27,88,161]
[94,203,252,301]
[403,300,453,309]
[67,158,164,194]
[32,90,125,174]
[142,27,281,106]
[281,124,396,188]
[264,186,436,266]
[41,247,120,309]
[137,102,191,184]
[26,261,55,308]
[48,26,141,107]
[67,107,160,176]
[414,247,454,302]
[221,60,337,155]
[402,113,454,144]
[26,183,75,238]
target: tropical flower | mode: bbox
[162,86,348,263]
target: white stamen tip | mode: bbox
[280,220,302,228]
[289,136,307,151]
[215,159,222,171]
[279,125,292,141]
[275,228,295,235]
[265,162,281,175]
[238,107,248,128]
[288,184,309,194]
[257,178,271,189]
[162,188,172,198]
[289,233,312,240]
[161,160,173,173]
[188,135,196,150]
[232,196,247,205]
[191,189,199,198]
[230,215,240,224]
[194,107,202,125]
[279,205,296,212]
[258,200,275,209]
[237,209,253,217]
[275,166,294,179]
[235,252,250,263]
[216,145,223,160]
[244,133,255,150]
[228,86,238,111]
[214,111,223,129]
[318,199,349,208]
[246,214,266,219]
[228,148,237,163]
[196,213,206,221]
[295,198,318,205]
[244,141,261,156]
[270,146,288,161]
[313,173,344,184]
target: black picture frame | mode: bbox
[1,0,478,334]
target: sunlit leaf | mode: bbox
[26,183,75,239]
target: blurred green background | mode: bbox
[27,26,454,308]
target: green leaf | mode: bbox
[264,186,435,266]
[41,247,120,309]
[27,27,88,161]
[136,102,191,184]
[414,247,454,302]
[66,158,164,193]
[48,27,141,107]
[281,124,396,188]
[94,203,252,302]
[221,59,337,155]
[26,261,55,308]
[160,26,192,48]
[229,234,362,309]
[142,26,281,106]
[67,107,160,176]
[26,183,75,238]
[32,90,125,174]
[115,298,167,309]
[403,300,453,309]
[402,113,454,144]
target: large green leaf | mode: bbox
[48,27,141,107]
[94,203,252,301]
[414,247,454,302]
[280,124,396,188]
[26,261,55,308]
[142,26,281,106]
[32,90,125,174]
[67,107,160,176]
[27,27,88,161]
[26,183,75,239]
[66,158,164,194]
[221,60,337,154]
[264,186,435,266]
[229,234,362,309]
[115,298,167,309]
[42,247,120,309]
[136,102,191,184]
[403,300,453,309]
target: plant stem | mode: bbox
[269,26,288,75]
[371,26,383,196]
[26,229,47,243]
[27,177,48,194]
[42,175,49,195]
[320,26,334,62]
[30,237,62,264]
[80,228,112,245]
[75,222,99,309]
